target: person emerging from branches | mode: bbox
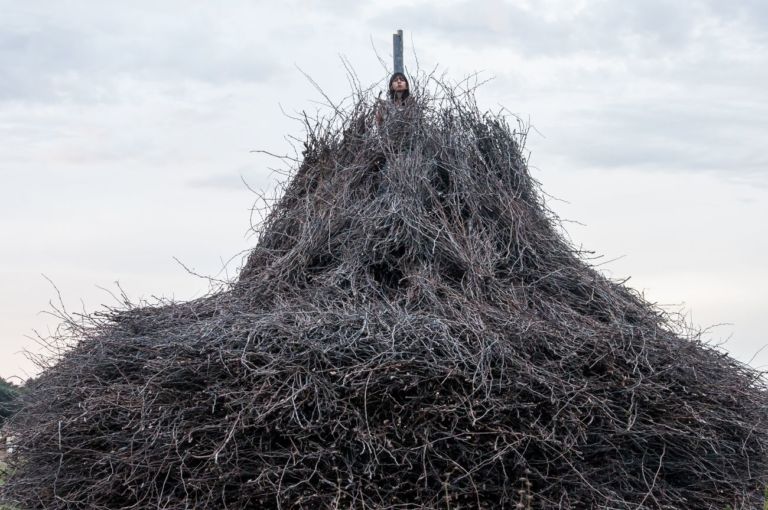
[375,72,415,126]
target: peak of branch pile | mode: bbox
[3,78,767,509]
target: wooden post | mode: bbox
[393,29,404,74]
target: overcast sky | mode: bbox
[1,0,766,381]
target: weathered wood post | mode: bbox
[393,29,404,74]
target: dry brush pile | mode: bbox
[2,78,768,509]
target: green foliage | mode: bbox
[0,378,20,422]
[0,459,22,509]
[1,382,22,509]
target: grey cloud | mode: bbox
[580,0,696,50]
[284,0,364,16]
[701,0,768,32]
[370,1,558,54]
[0,11,282,103]
[186,173,248,191]
[547,101,768,177]
[186,167,280,192]
[371,0,762,57]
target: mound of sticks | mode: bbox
[3,77,767,509]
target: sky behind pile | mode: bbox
[1,0,766,380]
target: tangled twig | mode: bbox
[2,75,767,509]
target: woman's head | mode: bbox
[388,72,409,100]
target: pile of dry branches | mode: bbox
[3,77,767,509]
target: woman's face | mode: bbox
[391,76,408,93]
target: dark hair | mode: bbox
[388,72,410,101]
